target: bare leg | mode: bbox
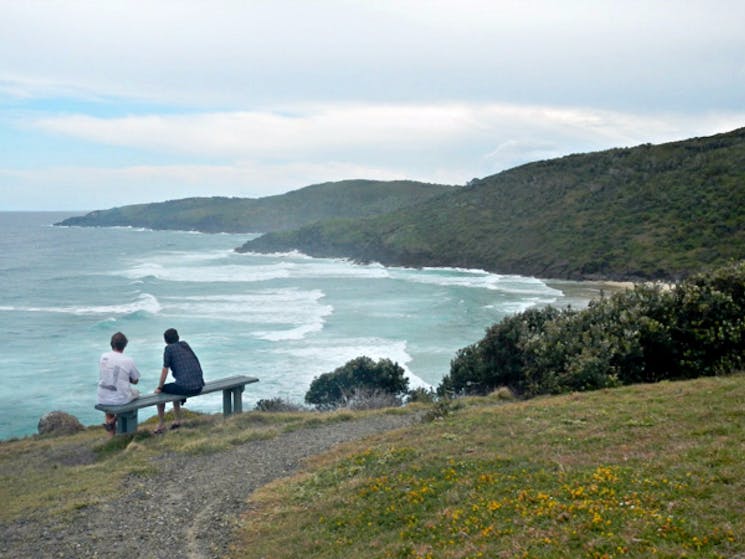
[104,413,116,436]
[172,401,182,427]
[155,403,166,432]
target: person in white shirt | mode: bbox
[97,332,141,434]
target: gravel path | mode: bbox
[1,413,418,559]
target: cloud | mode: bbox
[4,100,742,210]
[4,97,744,211]
[2,2,745,210]
[2,1,745,109]
[29,101,745,164]
[28,104,478,159]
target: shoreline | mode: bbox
[544,279,633,308]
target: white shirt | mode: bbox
[97,350,141,405]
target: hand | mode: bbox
[154,386,162,393]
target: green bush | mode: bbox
[439,306,563,396]
[305,356,410,409]
[439,260,745,398]
[669,260,745,377]
[528,284,677,394]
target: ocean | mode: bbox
[0,212,600,440]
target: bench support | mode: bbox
[117,410,139,434]
[222,385,244,415]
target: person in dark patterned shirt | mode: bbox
[153,328,204,433]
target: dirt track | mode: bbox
[1,413,418,559]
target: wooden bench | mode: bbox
[95,375,259,434]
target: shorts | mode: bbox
[161,383,202,404]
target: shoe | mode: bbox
[170,423,181,430]
[152,426,166,435]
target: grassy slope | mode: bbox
[234,375,744,559]
[56,179,455,233]
[2,376,743,558]
[242,127,745,281]
[0,409,366,521]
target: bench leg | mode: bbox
[233,386,244,413]
[222,386,245,416]
[222,389,234,416]
[116,410,138,434]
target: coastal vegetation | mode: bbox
[55,179,454,233]
[439,260,745,398]
[240,127,745,281]
[305,356,410,410]
[56,128,745,282]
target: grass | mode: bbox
[2,377,743,557]
[230,375,745,559]
[0,406,382,522]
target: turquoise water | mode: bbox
[0,212,587,439]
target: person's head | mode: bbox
[110,332,128,352]
[164,328,180,344]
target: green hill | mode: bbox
[239,127,745,281]
[55,179,455,233]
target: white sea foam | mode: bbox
[162,289,334,341]
[289,260,391,280]
[272,337,430,389]
[116,254,393,283]
[117,251,565,292]
[491,296,559,315]
[239,249,313,259]
[154,248,236,263]
[0,293,161,316]
[252,322,326,342]
[117,261,295,283]
[392,266,562,295]
[95,225,154,233]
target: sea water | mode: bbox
[0,212,596,440]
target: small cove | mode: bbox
[0,212,608,439]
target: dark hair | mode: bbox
[110,332,128,351]
[164,328,180,344]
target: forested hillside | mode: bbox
[239,127,745,281]
[56,180,455,233]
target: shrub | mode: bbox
[407,386,437,403]
[421,397,463,422]
[488,386,517,401]
[669,260,745,377]
[528,284,676,394]
[305,356,409,409]
[438,260,745,398]
[255,398,306,412]
[344,388,403,410]
[439,306,564,396]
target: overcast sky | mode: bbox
[2,1,745,210]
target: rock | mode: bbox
[37,411,85,436]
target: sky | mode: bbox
[2,1,745,211]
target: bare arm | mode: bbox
[155,367,169,392]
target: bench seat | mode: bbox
[95,374,259,434]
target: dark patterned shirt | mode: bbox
[163,341,204,391]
